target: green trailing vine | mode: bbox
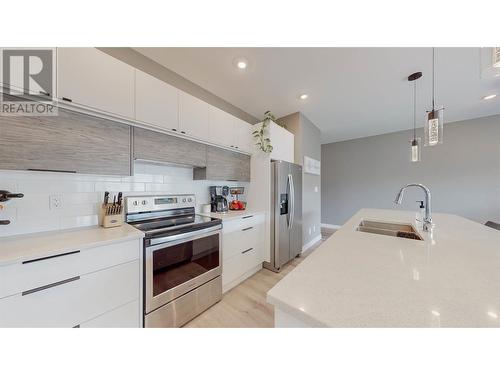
[253,111,276,153]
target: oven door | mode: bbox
[145,226,222,314]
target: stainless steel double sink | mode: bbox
[356,220,423,241]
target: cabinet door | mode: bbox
[193,146,250,181]
[234,119,253,153]
[269,121,294,163]
[208,105,236,147]
[133,127,207,167]
[135,70,179,132]
[80,300,140,328]
[178,91,209,139]
[0,108,131,175]
[57,48,135,119]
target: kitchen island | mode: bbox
[267,209,500,327]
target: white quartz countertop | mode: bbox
[198,210,264,221]
[0,224,144,266]
[267,208,500,327]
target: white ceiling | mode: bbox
[134,47,500,144]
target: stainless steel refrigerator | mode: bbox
[264,160,302,272]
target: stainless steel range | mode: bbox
[125,194,222,328]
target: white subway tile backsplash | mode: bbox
[94,182,145,193]
[121,173,163,183]
[60,214,99,230]
[18,179,95,193]
[0,163,249,237]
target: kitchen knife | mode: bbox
[117,192,122,206]
[104,191,109,205]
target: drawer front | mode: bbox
[222,244,262,287]
[222,213,265,234]
[223,222,264,260]
[80,300,140,328]
[0,239,141,299]
[146,276,221,328]
[0,260,140,328]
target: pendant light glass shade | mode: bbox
[408,71,422,163]
[424,106,444,146]
[410,137,421,162]
[425,47,444,146]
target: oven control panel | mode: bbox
[125,195,196,214]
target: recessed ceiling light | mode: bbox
[236,60,247,69]
[482,94,497,100]
[299,94,308,100]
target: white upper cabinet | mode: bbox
[208,105,235,147]
[179,91,209,139]
[57,48,135,119]
[234,118,254,153]
[135,70,179,131]
[264,121,294,163]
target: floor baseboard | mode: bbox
[302,234,322,253]
[321,223,341,230]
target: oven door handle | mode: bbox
[147,225,222,248]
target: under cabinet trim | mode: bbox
[27,168,77,174]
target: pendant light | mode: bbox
[425,47,444,146]
[408,72,422,163]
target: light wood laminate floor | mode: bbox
[185,228,335,328]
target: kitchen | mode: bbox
[1,4,500,373]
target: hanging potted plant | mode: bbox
[253,111,280,153]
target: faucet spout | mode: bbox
[394,183,433,231]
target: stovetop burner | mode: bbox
[131,214,219,236]
[125,194,221,239]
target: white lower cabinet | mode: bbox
[80,300,140,328]
[0,238,142,328]
[222,213,265,292]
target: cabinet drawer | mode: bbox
[223,222,264,260]
[222,213,265,234]
[80,300,140,328]
[0,260,140,328]
[222,245,262,287]
[0,239,141,299]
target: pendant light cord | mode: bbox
[413,80,417,140]
[432,47,435,110]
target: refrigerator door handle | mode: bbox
[288,173,294,229]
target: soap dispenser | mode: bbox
[416,200,425,223]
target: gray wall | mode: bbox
[98,48,259,125]
[279,112,322,246]
[321,114,500,225]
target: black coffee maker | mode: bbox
[209,186,229,213]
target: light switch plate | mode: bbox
[49,194,63,210]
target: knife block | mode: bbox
[99,204,124,228]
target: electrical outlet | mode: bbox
[308,227,312,235]
[49,194,63,210]
[314,186,319,193]
[313,225,316,233]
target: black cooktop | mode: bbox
[131,214,221,238]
